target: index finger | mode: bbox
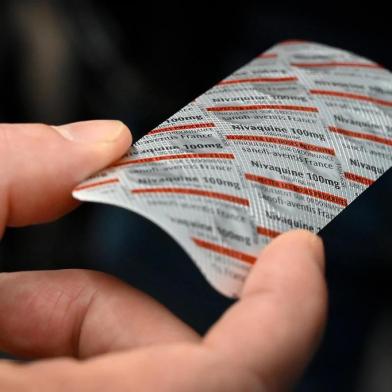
[203,230,327,391]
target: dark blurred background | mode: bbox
[0,1,391,391]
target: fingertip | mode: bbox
[242,229,326,299]
[271,229,325,272]
[52,119,132,170]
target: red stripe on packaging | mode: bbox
[192,237,256,264]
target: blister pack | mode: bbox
[74,41,392,297]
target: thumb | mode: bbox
[0,120,131,233]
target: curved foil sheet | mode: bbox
[74,41,392,297]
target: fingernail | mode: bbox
[52,120,126,143]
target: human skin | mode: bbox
[0,120,327,391]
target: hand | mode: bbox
[0,121,327,391]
